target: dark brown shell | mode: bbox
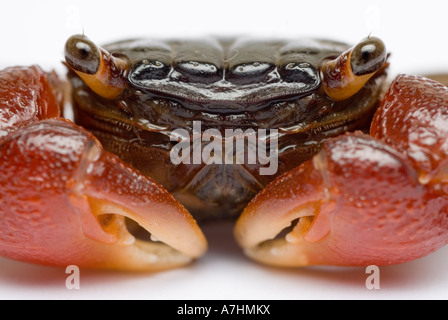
[71,37,387,222]
[106,38,349,109]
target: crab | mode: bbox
[0,34,447,271]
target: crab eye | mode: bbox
[321,36,388,101]
[64,34,129,100]
[350,37,386,76]
[65,35,101,75]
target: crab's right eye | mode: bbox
[64,34,129,100]
[65,35,101,75]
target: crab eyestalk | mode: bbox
[321,37,387,101]
[65,35,129,99]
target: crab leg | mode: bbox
[235,74,448,267]
[0,66,206,271]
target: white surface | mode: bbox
[1,222,448,300]
[1,0,448,300]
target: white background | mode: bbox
[1,0,448,300]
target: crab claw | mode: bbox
[371,74,448,184]
[235,134,448,266]
[235,74,448,267]
[0,119,207,271]
[0,65,62,137]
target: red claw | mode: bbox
[371,74,448,183]
[235,74,448,267]
[0,66,62,137]
[0,66,206,271]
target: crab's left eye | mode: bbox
[350,37,386,76]
[65,35,101,75]
[321,36,387,101]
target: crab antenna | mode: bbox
[65,34,129,99]
[321,37,387,101]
